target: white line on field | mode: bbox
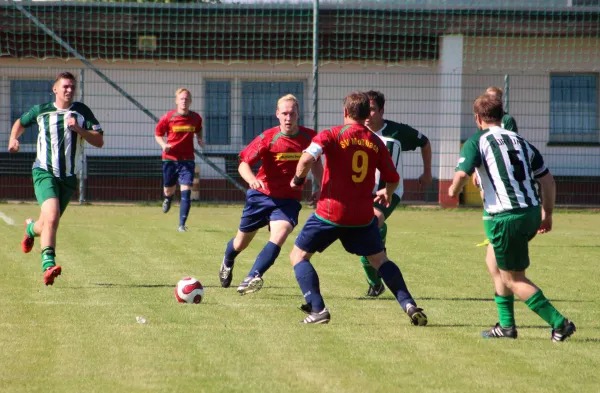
[0,211,15,225]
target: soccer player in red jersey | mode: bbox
[155,88,204,232]
[219,94,323,295]
[289,92,428,325]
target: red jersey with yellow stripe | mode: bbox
[155,109,203,161]
[313,124,400,226]
[239,126,316,200]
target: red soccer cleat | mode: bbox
[21,218,34,253]
[43,265,62,286]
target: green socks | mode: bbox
[26,221,37,238]
[495,294,515,328]
[360,222,388,287]
[41,246,56,271]
[525,290,566,329]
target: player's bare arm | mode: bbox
[448,170,469,198]
[308,158,324,202]
[8,119,26,152]
[290,152,315,189]
[537,171,556,234]
[238,161,265,190]
[154,135,171,153]
[419,140,433,185]
[67,116,104,148]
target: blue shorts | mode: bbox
[295,214,384,256]
[239,189,302,233]
[163,161,195,187]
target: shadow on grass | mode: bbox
[93,283,222,289]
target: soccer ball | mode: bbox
[175,277,204,304]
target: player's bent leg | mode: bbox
[368,252,427,326]
[22,218,36,253]
[501,269,574,340]
[162,185,176,214]
[239,220,292,294]
[220,230,257,288]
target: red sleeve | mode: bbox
[155,114,169,137]
[377,140,401,183]
[313,129,334,153]
[195,113,203,133]
[239,135,266,166]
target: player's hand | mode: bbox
[197,138,205,148]
[163,144,171,153]
[289,179,301,190]
[448,184,461,198]
[374,189,391,207]
[471,175,480,188]
[538,212,553,234]
[418,171,432,186]
[66,115,82,132]
[249,179,266,191]
[8,138,19,153]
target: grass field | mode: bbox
[0,203,599,393]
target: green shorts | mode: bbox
[32,168,78,215]
[482,209,493,239]
[489,206,541,271]
[374,193,401,219]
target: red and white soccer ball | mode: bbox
[175,277,204,304]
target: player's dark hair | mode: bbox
[474,94,503,123]
[365,90,385,110]
[54,72,76,86]
[344,91,370,120]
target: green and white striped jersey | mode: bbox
[456,126,548,214]
[372,120,429,199]
[20,102,102,178]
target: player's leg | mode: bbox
[492,208,575,341]
[481,244,518,338]
[162,162,177,214]
[361,194,399,297]
[290,214,339,324]
[348,219,427,326]
[219,190,267,288]
[176,161,195,232]
[239,199,301,294]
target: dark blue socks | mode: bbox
[248,241,281,277]
[294,260,325,312]
[378,261,415,311]
[179,190,191,226]
[223,238,240,268]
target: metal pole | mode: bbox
[504,74,509,113]
[79,68,86,204]
[312,0,319,134]
[311,0,320,195]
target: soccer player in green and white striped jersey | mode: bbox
[359,91,432,298]
[449,94,575,342]
[8,72,104,286]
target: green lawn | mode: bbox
[0,203,598,393]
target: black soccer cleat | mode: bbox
[551,319,576,342]
[219,262,233,288]
[366,283,386,298]
[406,304,428,326]
[162,198,172,213]
[481,323,518,339]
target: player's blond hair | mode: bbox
[175,88,192,99]
[277,94,299,112]
[485,86,503,100]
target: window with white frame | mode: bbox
[10,80,54,144]
[550,74,598,143]
[204,80,231,145]
[241,81,304,144]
